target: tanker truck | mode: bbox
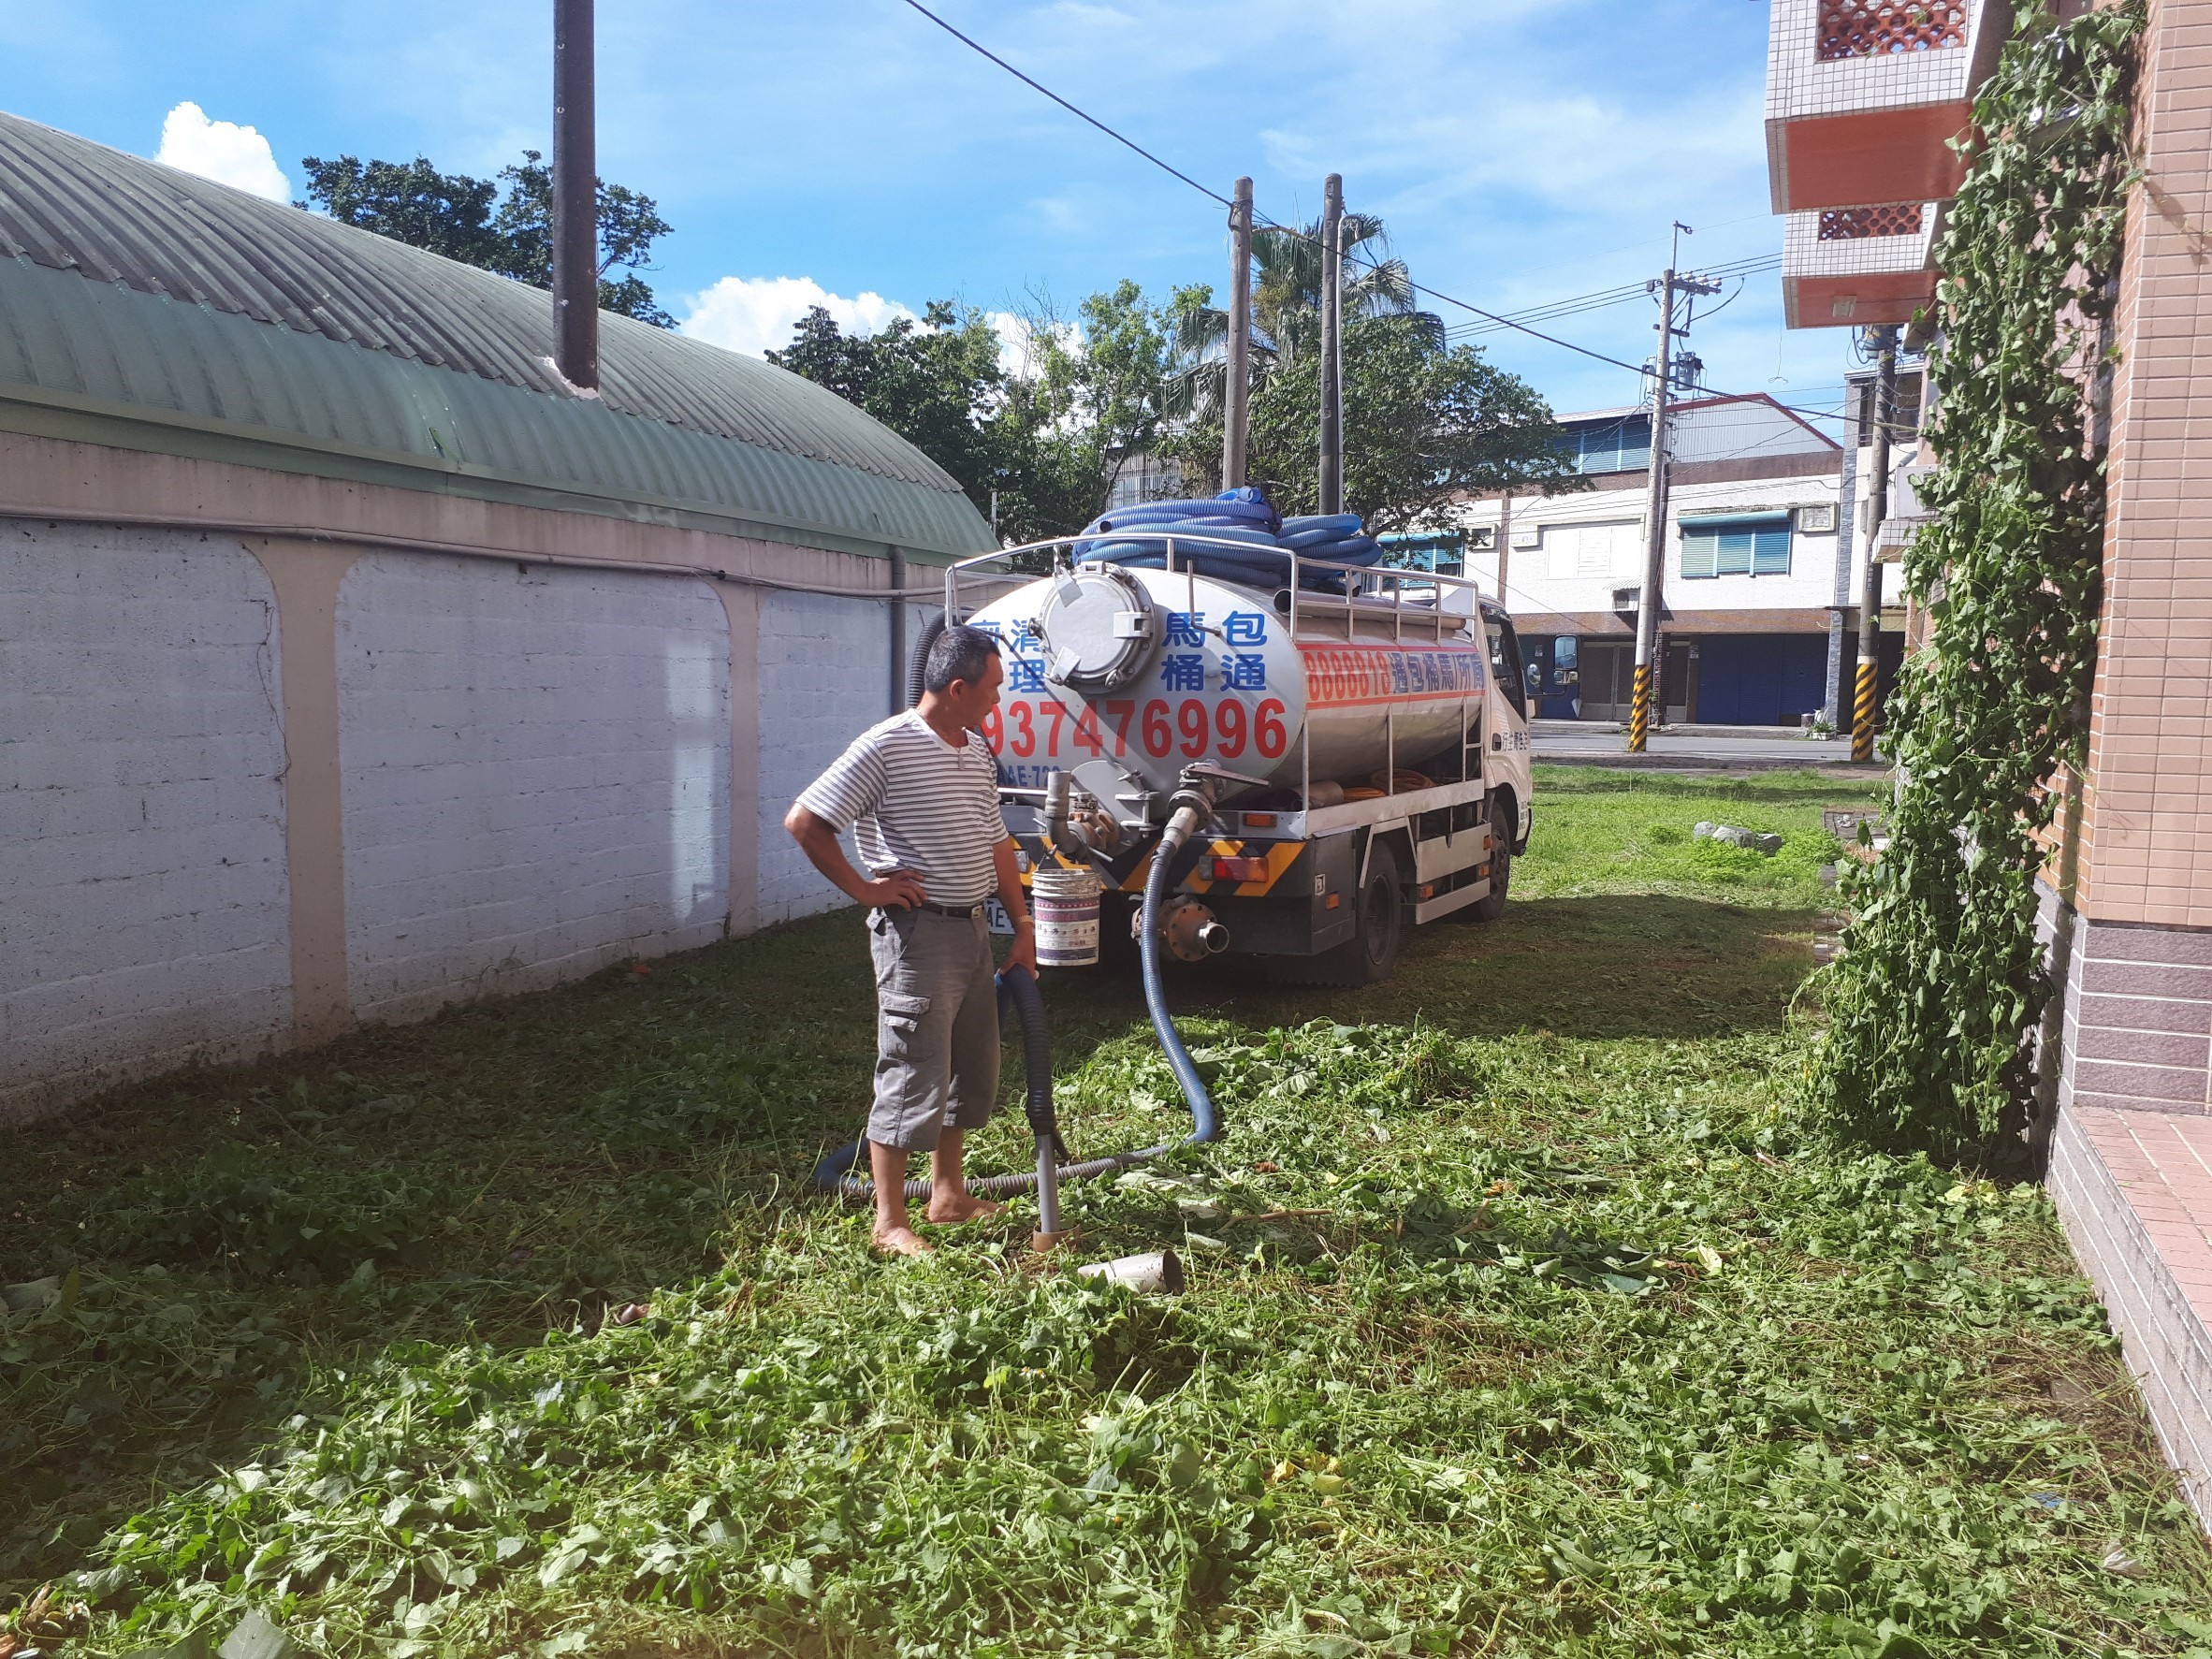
[941,499,1535,986]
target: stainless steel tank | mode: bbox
[968,563,1488,811]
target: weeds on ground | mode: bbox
[8,768,2208,1657]
[1521,765,1852,907]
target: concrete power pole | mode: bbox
[1627,264,1676,756]
[1495,491,1513,605]
[552,0,598,392]
[1317,174,1345,517]
[1223,177,1254,489]
[1629,225,1717,754]
[1855,325,1900,763]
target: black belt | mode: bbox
[909,900,987,919]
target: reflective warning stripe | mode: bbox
[1180,837,1303,897]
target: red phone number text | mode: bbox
[984,697,1288,762]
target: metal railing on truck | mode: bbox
[943,532,1497,833]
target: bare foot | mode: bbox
[924,1192,1005,1226]
[871,1224,932,1257]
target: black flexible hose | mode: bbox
[908,612,946,708]
[999,964,1069,1162]
[1139,807,1221,1142]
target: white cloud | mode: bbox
[678,276,915,358]
[154,102,291,203]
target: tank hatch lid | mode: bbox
[1035,567,1158,692]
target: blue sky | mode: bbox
[1,0,1853,428]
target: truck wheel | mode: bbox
[1280,841,1403,985]
[1467,794,1514,923]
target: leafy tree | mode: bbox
[482,151,675,327]
[768,210,1579,550]
[769,300,1010,519]
[298,152,676,327]
[1019,281,1206,520]
[1169,312,1583,534]
[1167,213,1433,424]
[293,154,505,269]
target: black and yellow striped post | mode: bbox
[1852,326,1899,765]
[1628,663,1652,752]
[1852,656,1878,761]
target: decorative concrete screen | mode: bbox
[337,553,733,1023]
[1816,1,1967,61]
[0,524,294,1118]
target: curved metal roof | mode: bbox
[0,110,991,559]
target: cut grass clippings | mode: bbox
[7,765,2211,1658]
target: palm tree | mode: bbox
[1164,212,1443,428]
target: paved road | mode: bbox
[1531,726,1879,770]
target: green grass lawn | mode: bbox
[7,765,2211,1658]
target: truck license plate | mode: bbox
[984,898,1013,935]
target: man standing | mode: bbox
[785,623,1036,1256]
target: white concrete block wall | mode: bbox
[337,553,731,1022]
[0,522,292,1118]
[755,590,895,924]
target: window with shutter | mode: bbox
[1679,515,1792,579]
[1681,529,1719,579]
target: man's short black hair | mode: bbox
[924,622,1000,694]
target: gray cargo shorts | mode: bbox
[866,907,1001,1151]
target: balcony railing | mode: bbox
[1782,202,1941,327]
[1817,2,1969,60]
[1767,0,2011,213]
[1819,203,1927,239]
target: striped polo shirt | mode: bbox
[794,711,1009,908]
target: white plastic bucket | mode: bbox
[1032,866,1102,968]
[1076,1249,1186,1295]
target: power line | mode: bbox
[895,0,1768,399]
[1445,256,1782,341]
[896,0,1233,209]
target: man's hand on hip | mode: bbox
[864,870,927,911]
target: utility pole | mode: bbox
[1855,324,1899,762]
[552,0,599,392]
[1317,173,1345,516]
[1628,224,1718,753]
[1223,177,1254,489]
[1494,491,1513,604]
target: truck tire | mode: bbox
[1278,840,1403,985]
[1467,791,1515,923]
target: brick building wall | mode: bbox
[0,437,936,1122]
[0,523,295,1117]
[2041,0,2212,1533]
[753,590,916,925]
[336,553,735,1024]
[2053,0,2212,1113]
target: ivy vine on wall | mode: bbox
[1810,3,2142,1156]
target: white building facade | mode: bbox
[1457,395,1860,726]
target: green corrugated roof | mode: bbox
[0,110,992,560]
